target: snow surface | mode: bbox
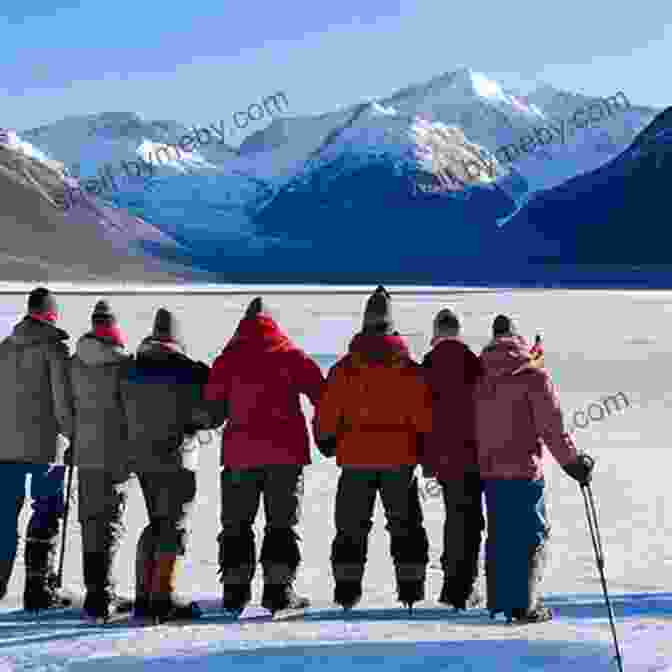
[0,289,670,671]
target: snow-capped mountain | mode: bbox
[500,106,672,285]
[9,67,663,284]
[0,131,215,281]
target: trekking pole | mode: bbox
[581,481,624,672]
[56,456,75,589]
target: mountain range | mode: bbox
[1,67,665,284]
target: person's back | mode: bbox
[475,315,594,625]
[119,308,212,623]
[0,287,73,612]
[204,298,323,617]
[205,299,323,469]
[0,310,72,464]
[70,307,132,471]
[420,308,484,611]
[316,286,432,612]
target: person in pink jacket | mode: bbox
[475,315,594,624]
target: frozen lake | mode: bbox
[0,288,670,671]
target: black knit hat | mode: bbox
[362,285,394,334]
[91,299,116,326]
[433,308,460,338]
[244,297,273,319]
[27,287,58,315]
[152,307,183,345]
[492,314,517,337]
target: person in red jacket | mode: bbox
[315,286,433,612]
[421,308,485,611]
[475,315,594,624]
[204,298,324,617]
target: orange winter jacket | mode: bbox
[316,333,433,468]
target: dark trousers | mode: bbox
[331,467,429,587]
[0,461,65,597]
[439,474,485,603]
[218,465,304,587]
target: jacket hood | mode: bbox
[348,333,410,366]
[6,316,68,346]
[223,315,295,354]
[480,336,533,378]
[75,333,130,366]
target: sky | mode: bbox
[1,0,671,135]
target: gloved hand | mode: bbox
[316,435,337,458]
[563,453,594,486]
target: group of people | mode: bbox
[0,285,594,625]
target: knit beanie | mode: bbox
[152,307,184,346]
[432,308,460,340]
[27,287,58,317]
[362,285,394,334]
[244,297,273,320]
[492,314,517,338]
[91,299,117,326]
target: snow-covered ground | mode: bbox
[0,289,670,671]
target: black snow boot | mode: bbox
[390,527,429,611]
[259,528,307,614]
[23,537,70,613]
[218,528,256,616]
[82,551,133,622]
[334,580,362,610]
[261,582,310,615]
[221,583,252,616]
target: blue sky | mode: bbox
[2,0,670,134]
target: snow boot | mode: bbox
[439,580,483,611]
[150,553,201,624]
[0,552,17,601]
[23,537,70,613]
[261,581,310,615]
[511,604,553,624]
[217,528,255,616]
[82,552,132,622]
[334,580,362,610]
[221,584,252,617]
[391,527,429,611]
[133,526,155,620]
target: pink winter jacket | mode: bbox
[474,336,578,480]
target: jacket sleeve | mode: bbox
[527,371,578,467]
[292,350,325,408]
[202,355,230,429]
[315,363,345,439]
[188,361,226,432]
[48,342,74,438]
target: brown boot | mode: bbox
[149,553,201,624]
[133,526,155,620]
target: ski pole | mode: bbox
[581,482,624,672]
[56,461,75,589]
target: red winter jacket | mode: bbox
[421,337,483,481]
[204,316,325,468]
[474,336,578,480]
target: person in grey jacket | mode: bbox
[69,300,135,622]
[119,308,223,623]
[0,287,74,612]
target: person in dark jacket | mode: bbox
[70,300,135,621]
[475,315,595,624]
[316,286,433,612]
[119,308,217,623]
[0,287,74,612]
[204,298,324,616]
[421,308,485,610]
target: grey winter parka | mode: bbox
[69,333,133,470]
[119,338,213,473]
[0,316,73,463]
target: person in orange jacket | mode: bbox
[315,286,433,612]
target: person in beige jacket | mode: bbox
[0,287,74,612]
